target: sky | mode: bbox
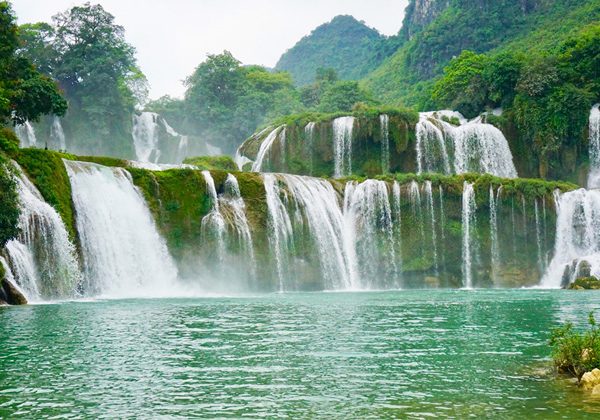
[12,0,409,99]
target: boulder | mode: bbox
[580,368,600,390]
[0,278,27,305]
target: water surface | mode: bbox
[1,290,600,418]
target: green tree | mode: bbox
[0,2,66,125]
[431,50,489,118]
[183,51,301,152]
[318,81,372,113]
[18,2,147,156]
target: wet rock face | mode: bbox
[0,278,27,305]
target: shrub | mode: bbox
[550,312,600,379]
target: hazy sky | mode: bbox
[12,0,409,99]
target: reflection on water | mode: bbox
[1,290,600,418]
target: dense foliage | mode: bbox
[550,312,600,380]
[363,0,600,108]
[275,15,398,86]
[432,23,599,163]
[147,54,380,154]
[17,2,147,156]
[0,1,66,125]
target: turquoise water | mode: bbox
[1,290,600,418]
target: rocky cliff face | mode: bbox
[401,0,451,40]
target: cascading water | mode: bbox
[424,181,439,275]
[3,164,81,301]
[344,179,396,289]
[263,174,294,290]
[252,126,285,172]
[415,117,451,175]
[50,117,67,150]
[588,104,600,188]
[380,114,390,174]
[65,160,179,297]
[14,121,37,147]
[284,175,356,290]
[175,135,189,163]
[304,122,316,175]
[415,112,517,178]
[541,189,600,288]
[489,186,502,285]
[462,182,476,288]
[452,123,517,178]
[392,181,403,275]
[409,181,426,247]
[201,171,227,262]
[221,174,256,281]
[132,112,160,163]
[332,116,354,178]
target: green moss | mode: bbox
[183,155,237,171]
[569,277,600,290]
[0,128,20,154]
[65,155,130,167]
[13,149,76,239]
[0,153,20,247]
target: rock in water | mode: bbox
[0,278,28,305]
[581,369,600,390]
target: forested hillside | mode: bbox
[363,0,600,108]
[275,15,399,86]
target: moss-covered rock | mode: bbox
[13,149,77,240]
[237,107,419,178]
[183,155,237,171]
[568,277,600,290]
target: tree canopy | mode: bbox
[0,1,66,126]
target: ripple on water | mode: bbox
[2,290,600,417]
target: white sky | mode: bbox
[12,0,409,99]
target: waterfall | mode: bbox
[252,126,285,172]
[65,160,179,297]
[344,179,396,289]
[234,150,253,171]
[415,111,517,178]
[534,199,544,273]
[380,114,390,174]
[50,117,67,150]
[304,122,316,175]
[132,112,160,163]
[283,175,355,290]
[392,181,403,278]
[221,174,256,281]
[332,116,354,178]
[424,181,439,275]
[415,116,451,174]
[438,185,447,271]
[451,123,517,178]
[14,121,37,147]
[588,104,600,188]
[175,135,189,163]
[409,181,426,247]
[3,164,81,301]
[462,182,476,288]
[201,171,227,262]
[263,174,294,290]
[541,189,600,288]
[489,185,501,285]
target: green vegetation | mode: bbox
[432,24,599,165]
[12,148,76,239]
[568,277,600,290]
[550,312,600,379]
[275,15,398,86]
[363,0,600,108]
[17,2,147,157]
[0,150,19,247]
[0,2,66,125]
[182,155,237,171]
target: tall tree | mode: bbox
[0,1,66,126]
